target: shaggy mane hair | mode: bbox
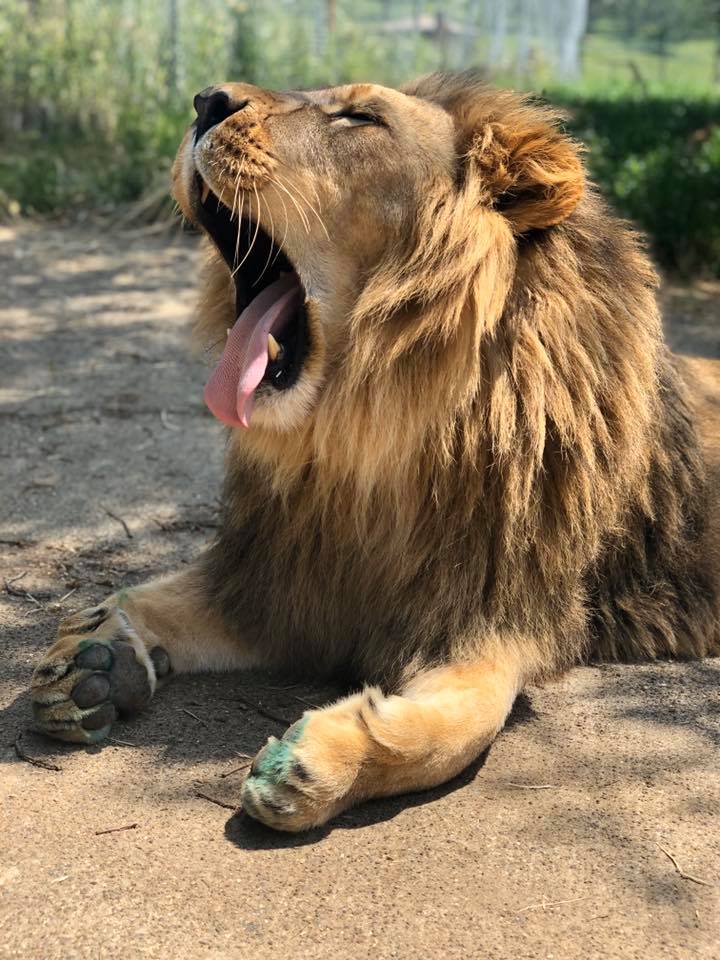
[197,73,718,687]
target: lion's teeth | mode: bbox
[267,333,281,362]
[226,328,231,338]
[200,181,210,203]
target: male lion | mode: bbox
[30,72,719,832]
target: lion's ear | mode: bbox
[468,117,585,233]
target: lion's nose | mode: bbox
[193,88,250,140]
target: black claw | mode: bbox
[72,672,111,708]
[149,646,171,678]
[81,702,117,730]
[365,693,379,713]
[291,760,312,782]
[259,796,293,816]
[242,790,262,820]
[75,643,113,671]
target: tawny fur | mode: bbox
[30,72,719,831]
[185,74,718,687]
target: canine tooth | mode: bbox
[226,328,231,338]
[267,333,281,361]
[200,181,210,203]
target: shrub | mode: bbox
[556,96,720,275]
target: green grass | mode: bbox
[564,35,718,97]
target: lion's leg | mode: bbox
[30,567,255,744]
[241,653,525,832]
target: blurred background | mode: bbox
[1,0,719,274]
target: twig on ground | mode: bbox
[657,843,713,887]
[4,571,49,605]
[195,791,237,811]
[503,782,557,790]
[181,708,208,726]
[518,895,588,913]
[14,734,62,771]
[95,823,139,836]
[238,696,293,727]
[102,506,133,539]
[5,571,28,588]
[160,409,180,431]
[293,694,320,709]
[108,736,136,747]
[220,761,252,779]
[57,587,78,604]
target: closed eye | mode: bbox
[326,108,385,129]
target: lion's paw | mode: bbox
[30,601,170,744]
[242,692,380,832]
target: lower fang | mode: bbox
[201,181,210,203]
[267,333,281,362]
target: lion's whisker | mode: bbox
[267,181,291,269]
[274,170,329,241]
[232,186,262,277]
[234,189,245,271]
[253,190,277,288]
[268,175,311,235]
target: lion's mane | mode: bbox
[196,74,718,686]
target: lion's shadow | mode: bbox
[223,749,492,850]
[222,692,537,850]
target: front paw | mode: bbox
[241,691,380,832]
[30,600,170,744]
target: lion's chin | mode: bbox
[192,173,311,429]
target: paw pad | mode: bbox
[31,608,169,745]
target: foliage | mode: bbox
[557,95,720,274]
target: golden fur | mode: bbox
[31,73,719,831]
[185,74,719,675]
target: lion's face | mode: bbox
[172,76,585,434]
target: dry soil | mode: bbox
[1,222,719,960]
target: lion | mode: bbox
[30,72,720,832]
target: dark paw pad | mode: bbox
[72,672,110,708]
[109,640,153,714]
[75,643,113,671]
[81,702,117,730]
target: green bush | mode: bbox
[556,96,720,275]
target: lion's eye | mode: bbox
[327,108,384,129]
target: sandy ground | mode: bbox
[1,221,719,960]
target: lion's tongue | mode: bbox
[204,274,302,428]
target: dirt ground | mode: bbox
[1,221,718,960]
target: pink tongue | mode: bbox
[204,274,302,428]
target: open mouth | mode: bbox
[194,172,309,427]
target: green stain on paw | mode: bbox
[284,716,309,744]
[77,638,100,651]
[253,717,308,785]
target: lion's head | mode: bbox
[172,73,591,435]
